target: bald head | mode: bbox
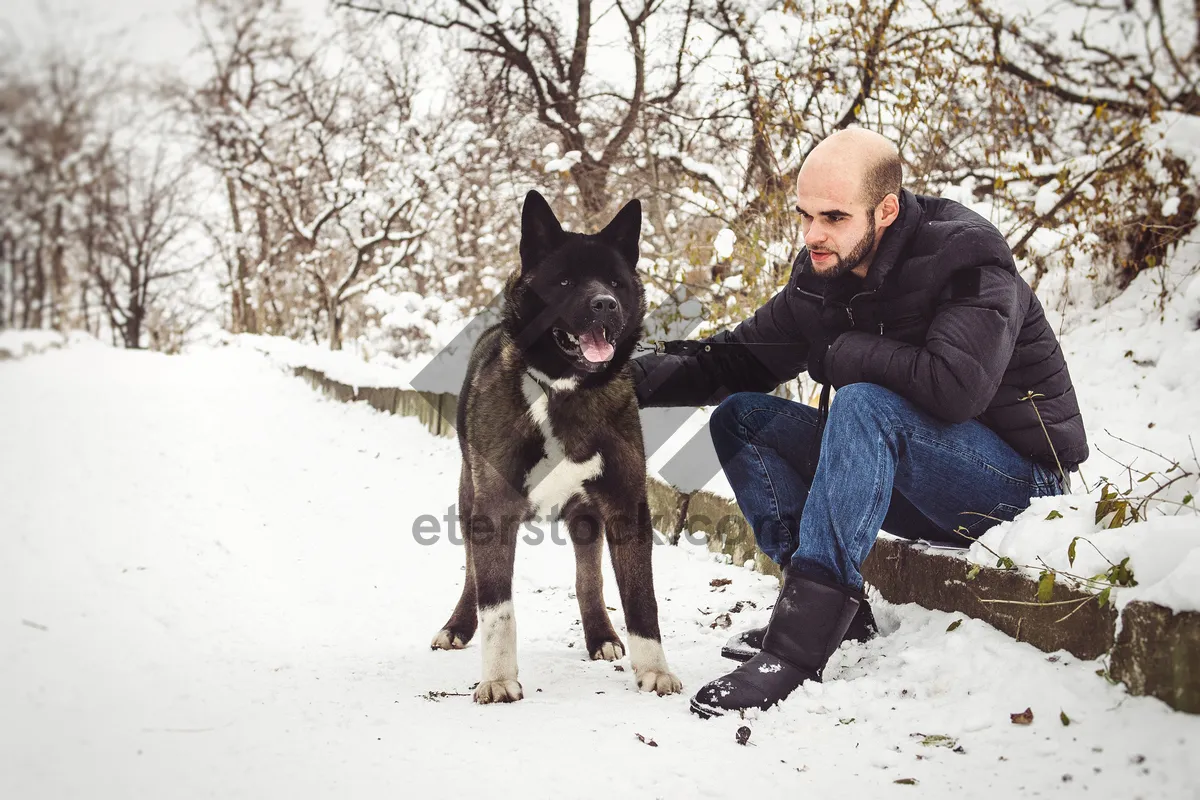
[799,128,902,209]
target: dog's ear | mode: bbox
[520,190,565,271]
[597,198,641,269]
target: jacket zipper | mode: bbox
[798,286,885,334]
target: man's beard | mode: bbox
[810,216,876,279]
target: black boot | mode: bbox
[691,568,861,719]
[720,597,877,662]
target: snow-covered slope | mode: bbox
[2,342,1198,798]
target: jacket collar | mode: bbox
[862,188,923,290]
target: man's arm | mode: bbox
[824,261,1025,423]
[631,284,813,407]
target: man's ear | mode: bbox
[597,198,642,269]
[520,190,565,271]
[876,192,901,230]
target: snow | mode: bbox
[544,150,582,174]
[968,496,1200,612]
[714,227,737,260]
[0,328,67,359]
[1033,179,1062,217]
[232,333,422,390]
[3,341,1199,796]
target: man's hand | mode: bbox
[629,356,653,406]
[806,336,832,384]
[808,304,853,385]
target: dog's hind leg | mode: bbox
[471,503,524,704]
[566,502,625,661]
[432,463,478,650]
[603,497,683,696]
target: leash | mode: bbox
[806,383,832,479]
[633,340,800,355]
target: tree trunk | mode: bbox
[126,260,143,349]
[31,246,46,329]
[224,176,256,334]
[80,276,92,337]
[0,236,8,330]
[329,299,343,351]
[572,159,612,219]
[49,203,66,330]
[126,309,143,349]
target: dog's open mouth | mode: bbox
[553,324,616,365]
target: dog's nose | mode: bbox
[591,294,619,313]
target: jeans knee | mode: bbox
[828,382,903,426]
[710,392,759,448]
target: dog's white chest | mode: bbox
[521,373,603,518]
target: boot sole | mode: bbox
[720,645,756,662]
[689,698,723,719]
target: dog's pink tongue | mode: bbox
[579,328,614,363]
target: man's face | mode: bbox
[795,172,880,279]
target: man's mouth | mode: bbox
[553,324,616,365]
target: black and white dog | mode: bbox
[430,190,681,704]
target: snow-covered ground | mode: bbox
[2,341,1198,798]
[0,328,66,359]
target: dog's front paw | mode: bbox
[629,635,682,695]
[590,640,626,661]
[473,680,524,704]
[431,628,469,650]
[635,670,683,696]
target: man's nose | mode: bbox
[804,225,827,247]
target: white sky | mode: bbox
[0,0,328,74]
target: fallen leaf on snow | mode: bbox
[1011,708,1034,725]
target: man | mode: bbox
[629,128,1088,718]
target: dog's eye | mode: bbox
[560,278,572,287]
[610,280,620,288]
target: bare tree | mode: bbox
[89,145,198,349]
[334,0,699,220]
[0,47,117,331]
[180,0,299,335]
[960,0,1199,293]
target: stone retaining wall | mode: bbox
[289,365,1199,714]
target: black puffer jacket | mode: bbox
[632,189,1089,471]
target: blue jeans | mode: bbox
[710,384,1064,590]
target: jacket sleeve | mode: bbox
[632,283,813,407]
[824,260,1024,423]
